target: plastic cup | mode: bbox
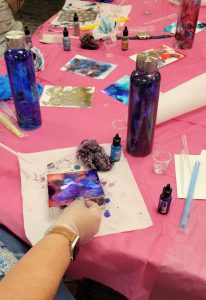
[103,39,117,58]
[152,150,172,174]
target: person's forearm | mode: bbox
[0,234,71,300]
[5,0,24,13]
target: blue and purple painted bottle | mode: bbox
[126,53,161,157]
[158,184,172,215]
[174,0,201,50]
[4,31,42,130]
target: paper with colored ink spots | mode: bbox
[19,145,152,245]
[163,21,206,34]
[40,85,95,108]
[61,55,117,80]
[102,75,130,105]
[130,45,185,68]
[48,169,104,207]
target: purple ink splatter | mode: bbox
[104,210,111,218]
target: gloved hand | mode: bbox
[51,200,102,244]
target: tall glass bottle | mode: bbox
[4,31,42,130]
[174,0,201,50]
[126,53,161,157]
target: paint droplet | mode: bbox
[104,210,111,218]
[105,198,110,203]
[74,164,81,170]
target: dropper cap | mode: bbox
[73,13,79,22]
[136,52,158,74]
[63,27,69,37]
[162,184,172,198]
[112,134,121,146]
[24,25,30,36]
[123,26,128,37]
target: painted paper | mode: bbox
[48,169,104,207]
[163,21,206,34]
[40,85,95,108]
[19,144,152,245]
[61,55,117,79]
[102,75,130,104]
[130,45,185,68]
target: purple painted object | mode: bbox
[174,0,201,49]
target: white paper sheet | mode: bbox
[174,151,206,199]
[50,0,132,27]
[19,145,152,245]
[157,73,206,124]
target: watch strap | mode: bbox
[47,226,80,261]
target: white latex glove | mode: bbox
[51,200,102,244]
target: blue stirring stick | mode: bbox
[179,160,200,230]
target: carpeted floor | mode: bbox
[14,0,65,33]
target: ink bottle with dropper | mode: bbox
[73,13,80,36]
[63,27,71,51]
[121,26,129,51]
[110,134,122,162]
[158,184,172,215]
[24,25,33,48]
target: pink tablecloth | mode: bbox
[1,1,206,299]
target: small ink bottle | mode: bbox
[158,184,172,215]
[24,25,33,48]
[110,134,122,162]
[63,27,71,51]
[73,13,80,36]
[121,26,129,51]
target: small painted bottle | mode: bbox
[121,26,129,51]
[24,25,33,48]
[110,134,122,162]
[63,27,71,51]
[158,184,172,215]
[73,13,80,37]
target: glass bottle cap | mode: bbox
[5,31,26,49]
[136,52,158,73]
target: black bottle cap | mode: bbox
[162,184,172,198]
[123,26,128,37]
[63,27,69,37]
[112,134,121,146]
[73,13,79,22]
[24,25,30,35]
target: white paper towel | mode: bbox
[157,73,206,124]
[19,145,152,245]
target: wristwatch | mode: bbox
[117,31,174,40]
[48,226,80,261]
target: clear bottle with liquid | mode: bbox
[4,31,42,130]
[126,53,161,156]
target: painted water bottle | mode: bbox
[126,53,161,157]
[4,31,42,130]
[174,0,201,49]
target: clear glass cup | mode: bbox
[152,150,172,174]
[103,38,117,58]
